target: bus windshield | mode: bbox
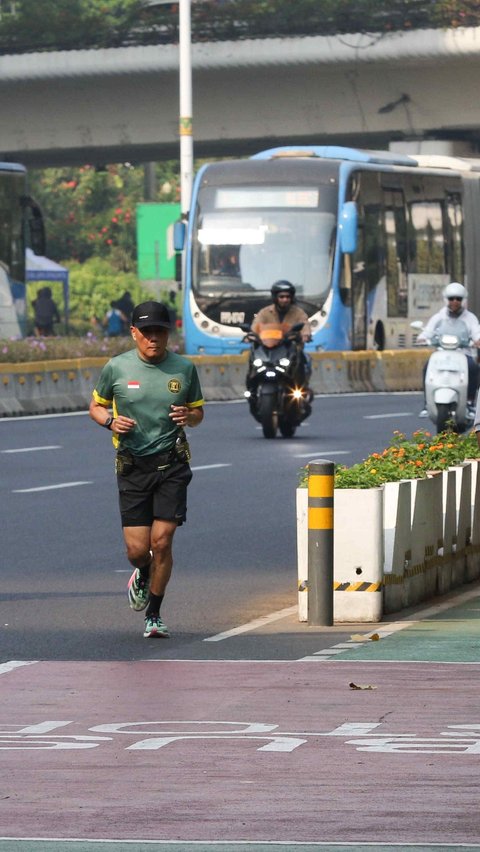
[193,184,337,310]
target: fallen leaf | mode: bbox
[349,682,377,690]
[350,634,369,641]
[370,633,380,641]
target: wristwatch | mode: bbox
[102,415,114,430]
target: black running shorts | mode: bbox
[117,460,193,527]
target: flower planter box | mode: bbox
[297,460,478,624]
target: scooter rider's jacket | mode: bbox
[251,304,311,343]
[418,306,480,358]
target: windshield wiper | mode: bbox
[199,290,265,310]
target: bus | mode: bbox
[176,146,480,355]
[0,161,45,338]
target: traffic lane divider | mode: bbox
[0,349,425,416]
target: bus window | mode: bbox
[446,194,464,282]
[408,200,445,275]
[384,189,408,317]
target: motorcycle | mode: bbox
[411,318,475,434]
[243,321,312,438]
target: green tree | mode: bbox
[28,161,180,268]
[0,0,144,52]
[1,0,479,53]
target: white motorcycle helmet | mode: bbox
[444,282,467,301]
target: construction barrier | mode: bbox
[0,348,425,417]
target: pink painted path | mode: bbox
[1,659,480,845]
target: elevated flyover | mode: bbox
[1,26,480,167]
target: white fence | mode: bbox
[296,460,480,623]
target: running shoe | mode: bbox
[143,615,170,638]
[419,408,428,418]
[127,568,150,611]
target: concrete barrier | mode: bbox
[297,459,480,623]
[0,348,425,417]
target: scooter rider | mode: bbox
[251,281,311,342]
[417,282,480,417]
[251,280,312,389]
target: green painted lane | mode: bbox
[332,587,480,664]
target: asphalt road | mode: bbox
[0,391,425,662]
[3,390,480,852]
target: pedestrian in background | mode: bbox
[89,300,204,639]
[103,300,126,337]
[33,286,60,336]
[116,290,135,333]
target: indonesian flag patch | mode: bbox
[128,381,140,389]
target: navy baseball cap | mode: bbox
[131,301,171,329]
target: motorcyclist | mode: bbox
[251,280,311,342]
[416,282,480,417]
[250,280,312,391]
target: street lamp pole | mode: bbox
[179,0,193,219]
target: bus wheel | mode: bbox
[373,322,385,351]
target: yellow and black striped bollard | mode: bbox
[308,459,334,625]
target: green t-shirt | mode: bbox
[93,349,204,455]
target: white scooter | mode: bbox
[411,318,475,434]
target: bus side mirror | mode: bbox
[174,220,186,252]
[339,201,358,254]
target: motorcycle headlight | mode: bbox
[253,358,263,367]
[279,357,290,367]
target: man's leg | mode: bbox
[142,519,177,638]
[123,525,152,611]
[149,518,178,596]
[123,525,152,569]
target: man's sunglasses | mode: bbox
[447,296,463,301]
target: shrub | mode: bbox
[298,429,480,489]
[0,334,135,363]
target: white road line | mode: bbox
[0,410,88,421]
[1,445,61,453]
[0,660,37,676]
[364,412,414,419]
[13,481,92,493]
[294,450,351,458]
[191,463,231,471]
[204,605,298,642]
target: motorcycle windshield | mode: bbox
[256,321,291,349]
[433,318,470,347]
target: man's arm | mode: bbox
[89,397,136,435]
[169,404,204,429]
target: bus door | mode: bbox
[383,187,408,346]
[351,224,367,350]
[351,203,383,350]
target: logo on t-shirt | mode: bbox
[168,379,181,393]
[128,381,140,389]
